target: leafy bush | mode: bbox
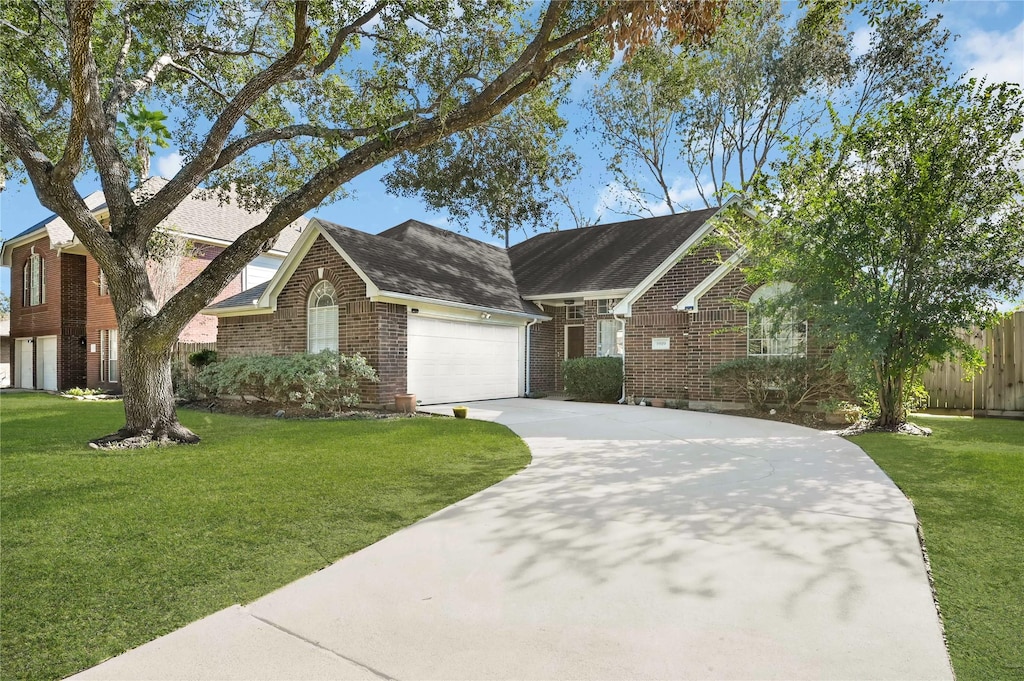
[857,379,929,420]
[171,361,202,402]
[64,387,104,397]
[562,357,623,402]
[187,348,218,369]
[199,351,378,413]
[709,356,845,412]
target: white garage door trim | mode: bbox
[36,335,57,391]
[15,338,34,389]
[408,315,523,405]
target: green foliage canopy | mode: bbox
[745,80,1024,426]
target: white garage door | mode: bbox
[16,339,34,389]
[36,336,57,391]
[408,316,521,404]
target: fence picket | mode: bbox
[922,311,1023,416]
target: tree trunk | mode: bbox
[89,329,199,448]
[875,364,905,429]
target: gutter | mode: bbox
[614,313,627,404]
[525,318,538,396]
[377,290,551,322]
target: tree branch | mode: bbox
[137,1,313,239]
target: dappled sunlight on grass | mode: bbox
[0,393,529,680]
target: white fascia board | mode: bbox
[260,218,382,311]
[674,247,748,313]
[376,291,551,322]
[0,229,47,267]
[524,288,633,302]
[257,220,326,311]
[612,196,744,317]
[200,304,275,317]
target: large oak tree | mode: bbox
[1,0,726,446]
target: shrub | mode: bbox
[171,361,202,402]
[708,356,846,412]
[198,351,378,413]
[64,387,103,397]
[187,348,218,369]
[562,357,623,402]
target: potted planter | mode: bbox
[453,406,469,419]
[395,393,417,413]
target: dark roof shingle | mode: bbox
[508,208,719,296]
[319,219,538,315]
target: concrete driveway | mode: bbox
[74,399,951,680]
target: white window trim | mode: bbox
[307,280,339,353]
[100,329,120,383]
[597,319,624,357]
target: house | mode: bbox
[0,178,306,392]
[205,202,797,407]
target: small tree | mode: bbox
[747,81,1024,428]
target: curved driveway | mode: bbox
[75,399,952,680]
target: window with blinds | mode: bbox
[307,281,339,353]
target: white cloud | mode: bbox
[155,151,183,178]
[851,26,874,58]
[593,177,708,218]
[961,20,1024,87]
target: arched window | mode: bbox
[747,282,805,357]
[23,252,45,307]
[307,280,339,353]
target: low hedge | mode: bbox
[708,355,845,412]
[562,356,623,402]
[198,351,378,414]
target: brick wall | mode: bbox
[85,253,118,390]
[528,310,558,393]
[217,236,407,404]
[59,254,87,389]
[176,245,244,343]
[8,241,88,390]
[626,245,755,403]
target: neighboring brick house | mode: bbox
[205,201,801,408]
[1,178,306,392]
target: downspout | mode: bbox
[525,319,538,397]
[614,313,627,403]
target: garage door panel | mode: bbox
[408,317,520,404]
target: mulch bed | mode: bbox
[178,398,438,420]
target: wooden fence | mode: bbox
[172,341,216,380]
[922,311,1024,416]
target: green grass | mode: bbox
[0,393,530,680]
[852,415,1024,681]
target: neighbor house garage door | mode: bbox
[36,336,57,391]
[407,316,521,404]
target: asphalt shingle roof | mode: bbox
[322,219,538,315]
[208,208,722,316]
[507,208,719,296]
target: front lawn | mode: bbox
[0,393,530,680]
[852,415,1024,681]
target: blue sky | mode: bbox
[2,0,1022,297]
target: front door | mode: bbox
[566,326,584,359]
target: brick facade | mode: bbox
[217,236,407,404]
[9,241,88,391]
[9,233,249,391]
[527,245,757,406]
